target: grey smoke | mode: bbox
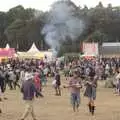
[42,0,85,51]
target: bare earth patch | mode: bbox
[1,79,120,120]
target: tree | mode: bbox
[90,30,108,44]
[0,3,120,56]
[5,19,28,51]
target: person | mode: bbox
[115,70,120,95]
[20,72,37,120]
[19,68,25,86]
[40,69,47,86]
[8,69,14,90]
[0,72,6,114]
[54,70,61,96]
[0,73,5,100]
[34,72,44,98]
[63,71,82,112]
[84,75,98,115]
[14,69,20,89]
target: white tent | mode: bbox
[102,42,120,47]
[5,44,10,49]
[17,43,53,60]
[27,43,40,53]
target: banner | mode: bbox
[0,48,15,57]
[82,43,99,56]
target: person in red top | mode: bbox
[34,73,43,98]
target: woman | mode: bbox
[34,72,43,98]
[54,70,61,96]
[84,68,97,115]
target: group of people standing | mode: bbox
[0,59,57,120]
[63,57,120,114]
[0,57,120,120]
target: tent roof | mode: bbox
[27,43,40,53]
[102,42,120,47]
[5,44,10,49]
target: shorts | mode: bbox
[70,93,80,106]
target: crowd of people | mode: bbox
[0,57,120,119]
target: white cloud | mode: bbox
[0,0,120,12]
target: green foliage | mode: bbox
[0,1,120,56]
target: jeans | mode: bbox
[70,93,80,106]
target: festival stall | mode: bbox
[81,42,99,59]
[0,48,16,62]
[81,54,96,59]
[17,43,53,60]
[17,43,41,59]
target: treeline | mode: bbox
[0,1,120,55]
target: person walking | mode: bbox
[34,72,44,98]
[8,69,14,90]
[0,73,6,113]
[20,72,37,120]
[54,70,61,96]
[63,71,82,112]
[84,75,98,116]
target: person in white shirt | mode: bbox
[115,70,120,94]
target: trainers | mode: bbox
[91,106,95,115]
[0,98,2,102]
[88,104,92,113]
[4,97,8,100]
[0,109,2,113]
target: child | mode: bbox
[63,71,82,112]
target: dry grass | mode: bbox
[1,78,120,120]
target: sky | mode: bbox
[0,0,120,12]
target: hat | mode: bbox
[25,73,33,81]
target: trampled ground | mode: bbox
[0,78,120,120]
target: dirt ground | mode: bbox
[1,78,120,120]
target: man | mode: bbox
[20,72,37,120]
[63,71,82,112]
[19,68,25,86]
[8,69,14,90]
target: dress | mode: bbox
[84,78,97,100]
[84,84,96,100]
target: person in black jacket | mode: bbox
[0,74,5,113]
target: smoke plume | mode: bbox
[42,0,85,51]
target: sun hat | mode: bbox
[25,73,33,81]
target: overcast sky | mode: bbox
[0,0,120,12]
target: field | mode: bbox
[1,78,120,120]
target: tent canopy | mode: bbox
[6,44,10,49]
[18,43,53,60]
[27,43,40,53]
